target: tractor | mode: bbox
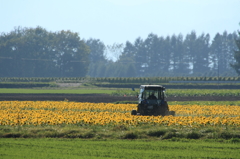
[131,85,175,116]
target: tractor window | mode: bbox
[141,90,147,100]
[142,88,164,100]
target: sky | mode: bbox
[1,0,240,46]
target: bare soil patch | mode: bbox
[56,83,82,87]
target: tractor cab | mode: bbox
[138,85,166,105]
[131,85,174,116]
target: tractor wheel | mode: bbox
[168,111,175,116]
[138,104,145,116]
[161,102,169,116]
[131,110,137,115]
[162,108,169,116]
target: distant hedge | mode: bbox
[1,77,240,83]
[0,82,54,88]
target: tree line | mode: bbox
[0,26,89,77]
[0,26,239,77]
[88,31,239,77]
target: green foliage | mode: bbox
[1,28,238,77]
[103,31,238,77]
[0,27,90,77]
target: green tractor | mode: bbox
[131,85,175,116]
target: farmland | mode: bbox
[0,100,240,158]
[0,79,240,158]
[0,101,240,139]
[1,88,240,103]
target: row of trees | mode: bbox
[0,26,240,77]
[0,26,89,77]
[88,31,239,77]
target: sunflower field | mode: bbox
[0,101,239,127]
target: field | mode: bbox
[1,101,240,127]
[0,87,240,158]
[1,88,240,103]
[1,138,240,159]
[1,101,240,143]
[2,88,240,97]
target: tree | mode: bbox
[184,31,200,76]
[211,31,238,76]
[85,38,107,77]
[160,36,171,74]
[85,38,106,63]
[23,26,56,77]
[169,34,189,75]
[143,33,161,76]
[230,30,240,75]
[119,41,136,63]
[192,33,210,75]
[133,38,145,76]
[0,26,53,77]
[49,30,90,77]
[118,42,137,77]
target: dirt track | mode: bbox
[0,94,239,103]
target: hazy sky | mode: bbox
[1,0,240,45]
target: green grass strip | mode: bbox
[0,88,114,94]
[167,89,240,97]
[111,89,240,97]
[0,138,239,159]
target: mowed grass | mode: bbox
[2,88,240,97]
[1,138,239,159]
[0,88,114,94]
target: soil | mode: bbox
[56,83,82,87]
[0,94,239,103]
